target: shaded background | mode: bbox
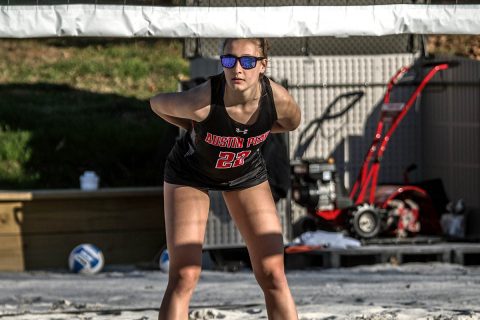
[0,38,186,189]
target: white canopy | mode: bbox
[0,4,479,38]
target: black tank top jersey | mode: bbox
[164,73,278,191]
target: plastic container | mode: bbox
[80,171,100,190]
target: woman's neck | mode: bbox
[224,81,261,107]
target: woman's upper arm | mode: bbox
[271,81,301,132]
[149,80,211,122]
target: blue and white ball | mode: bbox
[68,244,104,274]
[159,248,170,273]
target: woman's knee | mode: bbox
[168,266,202,294]
[253,262,289,291]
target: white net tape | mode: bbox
[0,4,479,38]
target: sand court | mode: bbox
[1,262,480,320]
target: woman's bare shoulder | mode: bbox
[268,79,297,110]
[268,79,293,105]
[268,77,301,132]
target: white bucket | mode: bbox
[80,171,99,190]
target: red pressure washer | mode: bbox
[291,60,456,239]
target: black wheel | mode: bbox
[292,215,318,238]
[351,205,381,239]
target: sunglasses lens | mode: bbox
[239,56,257,69]
[221,55,261,69]
[221,56,236,68]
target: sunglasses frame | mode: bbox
[220,54,266,70]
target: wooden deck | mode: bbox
[0,187,165,271]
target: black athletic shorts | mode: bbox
[164,156,268,191]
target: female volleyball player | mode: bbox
[150,38,301,320]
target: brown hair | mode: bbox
[222,38,270,59]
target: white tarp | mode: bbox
[0,4,479,38]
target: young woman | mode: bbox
[150,38,301,320]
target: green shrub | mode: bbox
[0,126,38,186]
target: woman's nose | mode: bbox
[233,60,243,72]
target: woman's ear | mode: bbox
[260,59,267,75]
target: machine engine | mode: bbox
[291,158,352,212]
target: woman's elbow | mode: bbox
[291,114,301,130]
[150,96,170,117]
[272,117,299,133]
[287,111,301,131]
[149,96,161,113]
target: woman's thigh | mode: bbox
[163,182,210,269]
[222,182,284,267]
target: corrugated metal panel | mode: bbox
[268,54,417,187]
[205,191,242,248]
[421,57,480,237]
[269,54,420,224]
[204,192,289,249]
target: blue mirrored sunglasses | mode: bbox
[220,55,265,70]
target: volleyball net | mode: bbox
[1,1,479,38]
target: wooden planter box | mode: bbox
[0,187,165,271]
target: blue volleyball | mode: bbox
[68,244,104,274]
[159,248,170,273]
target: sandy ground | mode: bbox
[1,262,480,320]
